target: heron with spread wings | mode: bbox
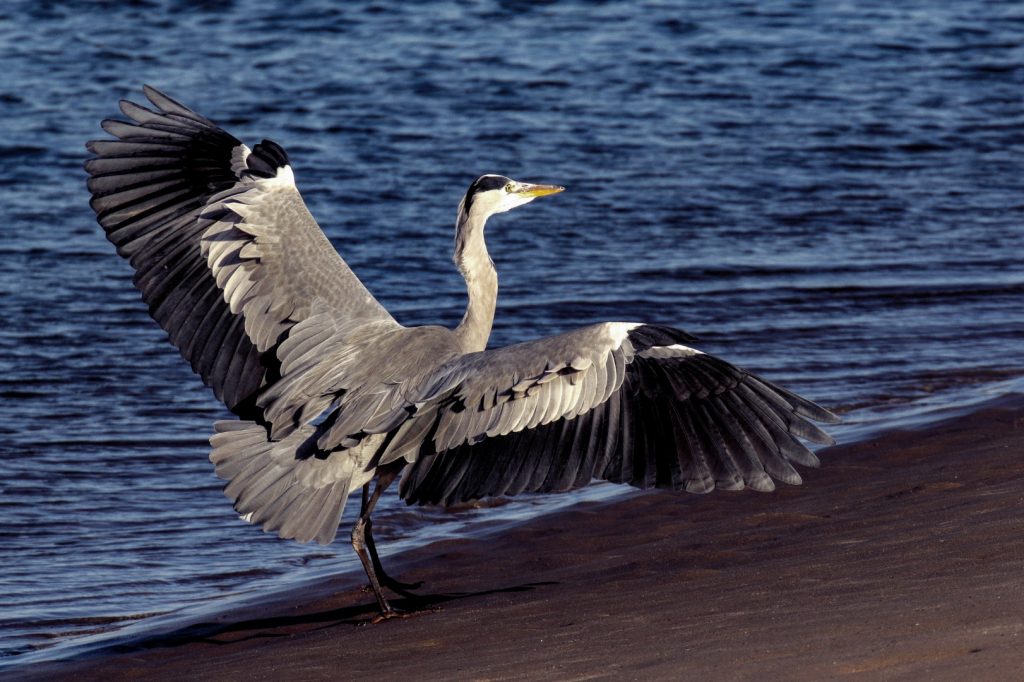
[86,87,839,620]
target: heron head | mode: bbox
[461,174,564,219]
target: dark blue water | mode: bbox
[2,0,1023,667]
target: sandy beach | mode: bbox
[20,395,1024,681]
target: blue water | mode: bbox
[2,0,1023,668]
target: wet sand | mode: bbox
[22,396,1024,681]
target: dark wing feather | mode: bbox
[86,87,264,413]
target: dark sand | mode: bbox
[22,396,1024,681]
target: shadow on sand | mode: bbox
[105,581,560,652]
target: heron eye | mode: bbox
[504,182,515,193]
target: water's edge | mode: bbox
[7,373,1021,672]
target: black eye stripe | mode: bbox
[470,175,510,194]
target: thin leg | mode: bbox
[365,514,424,598]
[350,463,418,621]
[351,485,396,620]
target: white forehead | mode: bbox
[464,175,533,217]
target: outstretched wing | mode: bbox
[85,86,399,420]
[400,323,839,505]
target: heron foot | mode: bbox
[367,603,443,625]
[367,606,412,625]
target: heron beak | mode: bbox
[516,183,565,198]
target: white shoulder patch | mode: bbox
[254,164,296,190]
[606,322,642,348]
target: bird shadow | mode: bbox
[105,581,559,653]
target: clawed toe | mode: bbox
[367,606,412,625]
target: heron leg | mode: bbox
[361,465,424,597]
[350,488,394,619]
[351,463,418,620]
[365,513,424,597]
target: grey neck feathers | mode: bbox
[453,202,498,353]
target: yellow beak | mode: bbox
[516,183,565,198]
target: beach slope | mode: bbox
[25,396,1024,681]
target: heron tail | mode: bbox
[208,420,358,545]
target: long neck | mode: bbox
[453,206,498,353]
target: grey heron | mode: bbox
[86,86,839,620]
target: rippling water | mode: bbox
[2,0,1023,667]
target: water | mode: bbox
[2,0,1023,668]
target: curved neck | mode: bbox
[453,206,497,353]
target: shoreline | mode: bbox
[18,393,1024,680]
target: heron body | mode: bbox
[86,87,839,619]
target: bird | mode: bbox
[86,86,840,621]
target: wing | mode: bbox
[85,86,399,420]
[400,323,840,505]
